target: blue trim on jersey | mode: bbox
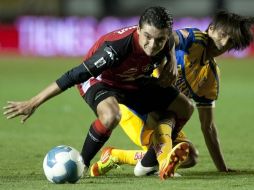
[175,30,187,50]
[187,28,208,49]
[176,28,207,52]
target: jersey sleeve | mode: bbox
[56,42,120,91]
[175,28,201,51]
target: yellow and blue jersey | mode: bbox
[175,28,220,107]
[119,28,221,147]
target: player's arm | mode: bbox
[173,31,180,47]
[197,105,232,172]
[158,36,178,87]
[156,30,190,85]
[3,43,119,123]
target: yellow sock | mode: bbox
[152,123,173,170]
[111,149,146,165]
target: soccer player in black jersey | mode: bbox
[3,7,193,179]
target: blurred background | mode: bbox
[1,2,254,188]
[0,0,254,57]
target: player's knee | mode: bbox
[99,110,121,130]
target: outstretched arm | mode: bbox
[3,60,93,123]
[3,82,62,123]
[3,43,120,123]
[197,106,235,172]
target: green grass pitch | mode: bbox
[0,56,254,190]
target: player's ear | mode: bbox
[208,25,215,32]
[137,25,141,35]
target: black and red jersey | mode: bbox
[56,25,174,95]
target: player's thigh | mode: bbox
[97,96,120,125]
[167,93,194,118]
[119,104,151,150]
[84,83,121,128]
[84,82,120,113]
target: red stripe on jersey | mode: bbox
[76,84,84,96]
[77,77,102,97]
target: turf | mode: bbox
[0,56,254,190]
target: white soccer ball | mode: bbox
[43,145,84,184]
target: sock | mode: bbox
[141,146,158,167]
[111,149,146,165]
[152,123,173,170]
[140,116,176,168]
[81,119,112,167]
[172,118,188,140]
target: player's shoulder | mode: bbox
[102,25,137,42]
[175,27,207,49]
[182,27,208,46]
[176,28,205,38]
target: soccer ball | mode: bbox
[43,145,84,184]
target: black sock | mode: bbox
[141,145,158,167]
[81,120,111,167]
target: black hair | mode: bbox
[139,6,173,34]
[210,10,254,50]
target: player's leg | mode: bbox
[134,132,198,177]
[90,146,147,176]
[138,113,189,179]
[109,111,178,177]
[127,85,191,179]
[166,93,194,140]
[90,104,150,176]
[80,83,121,169]
[151,112,175,176]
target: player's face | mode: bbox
[137,23,170,56]
[207,25,233,57]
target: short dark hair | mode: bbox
[139,6,173,34]
[210,10,254,50]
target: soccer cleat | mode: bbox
[159,142,189,180]
[90,147,119,177]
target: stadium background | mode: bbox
[1,0,254,56]
[0,1,254,190]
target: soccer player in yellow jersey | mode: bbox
[90,10,254,177]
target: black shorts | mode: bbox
[84,82,179,115]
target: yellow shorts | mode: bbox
[119,104,189,150]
